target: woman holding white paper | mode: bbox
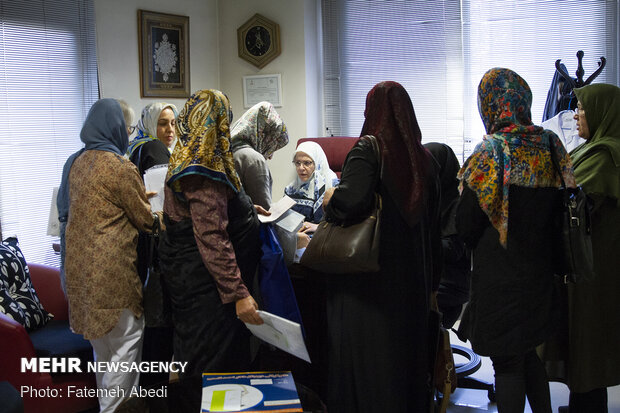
[127,101,178,388]
[159,89,263,378]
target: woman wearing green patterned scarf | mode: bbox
[565,83,620,413]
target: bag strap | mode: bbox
[147,213,160,269]
[361,134,384,182]
[548,139,567,190]
[362,135,384,212]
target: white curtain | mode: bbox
[322,0,619,162]
[0,0,99,265]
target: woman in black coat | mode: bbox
[456,68,577,413]
[323,81,441,412]
[127,101,177,388]
[424,142,470,329]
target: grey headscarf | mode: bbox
[56,99,129,292]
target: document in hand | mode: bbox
[201,371,302,412]
[258,196,297,223]
[143,164,168,212]
[244,310,311,363]
[47,187,60,237]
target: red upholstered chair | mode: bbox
[296,136,359,178]
[0,263,98,413]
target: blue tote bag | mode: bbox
[258,224,305,335]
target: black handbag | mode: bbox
[549,143,595,284]
[300,135,382,274]
[143,213,172,327]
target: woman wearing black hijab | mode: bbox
[323,81,441,412]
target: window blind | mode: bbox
[0,0,99,265]
[322,0,619,162]
[462,0,617,148]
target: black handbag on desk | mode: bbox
[300,135,382,275]
[143,213,172,327]
[549,143,595,284]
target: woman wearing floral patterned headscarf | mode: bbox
[230,101,289,209]
[158,89,263,378]
[456,68,576,413]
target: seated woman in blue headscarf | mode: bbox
[284,141,338,235]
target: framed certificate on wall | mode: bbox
[242,74,282,108]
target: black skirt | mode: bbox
[158,189,261,377]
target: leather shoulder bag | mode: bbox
[549,142,595,284]
[300,135,382,274]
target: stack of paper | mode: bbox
[143,164,168,212]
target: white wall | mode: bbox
[95,0,319,201]
[218,0,319,200]
[94,0,219,124]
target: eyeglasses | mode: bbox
[292,160,314,168]
[128,125,136,134]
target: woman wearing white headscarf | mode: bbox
[284,141,338,232]
[128,102,178,175]
[125,102,178,388]
[231,101,289,209]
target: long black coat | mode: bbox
[456,185,560,357]
[323,139,441,412]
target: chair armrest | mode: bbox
[0,313,52,389]
[28,263,68,320]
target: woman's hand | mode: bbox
[296,232,311,249]
[236,295,263,325]
[323,187,336,207]
[254,205,271,216]
[155,211,165,231]
[299,222,318,234]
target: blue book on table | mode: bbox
[201,371,302,412]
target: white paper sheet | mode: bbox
[47,187,60,237]
[258,196,296,223]
[245,310,311,363]
[143,165,168,212]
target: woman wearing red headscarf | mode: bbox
[322,81,441,412]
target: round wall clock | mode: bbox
[237,13,281,69]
